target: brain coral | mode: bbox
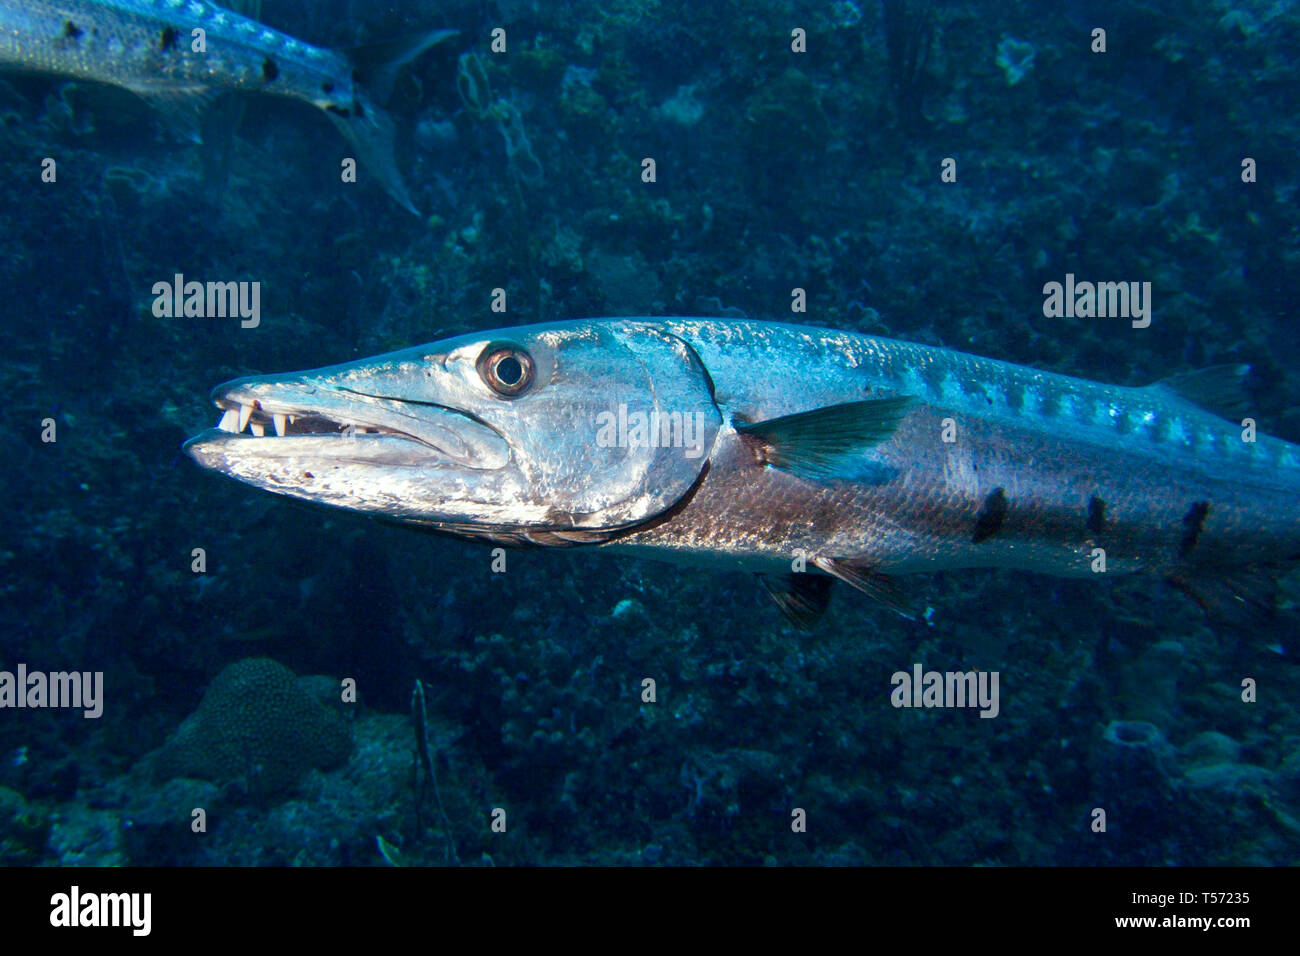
[152,657,351,799]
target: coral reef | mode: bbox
[147,658,352,801]
[0,785,49,865]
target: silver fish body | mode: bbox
[0,0,452,211]
[185,319,1300,620]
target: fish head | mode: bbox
[184,320,723,542]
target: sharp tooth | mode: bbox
[218,409,240,433]
[250,422,265,437]
[288,415,296,425]
[238,404,253,431]
[273,413,286,437]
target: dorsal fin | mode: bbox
[1150,365,1252,421]
[759,573,834,629]
[734,396,914,482]
[812,556,917,620]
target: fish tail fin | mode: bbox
[329,28,458,216]
[350,29,459,104]
[327,101,418,215]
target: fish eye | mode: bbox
[478,344,535,397]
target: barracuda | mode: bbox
[0,0,455,212]
[184,319,1300,626]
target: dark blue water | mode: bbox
[1,0,1298,866]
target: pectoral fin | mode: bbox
[759,573,835,629]
[735,396,914,482]
[132,87,218,144]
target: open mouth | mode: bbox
[211,396,425,444]
[190,373,512,474]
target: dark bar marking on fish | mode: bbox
[262,58,279,83]
[1179,500,1210,557]
[160,26,179,51]
[322,81,336,94]
[972,487,1008,543]
[1086,495,1106,535]
[963,380,998,407]
[62,21,83,40]
[919,362,946,394]
[1143,416,1170,445]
